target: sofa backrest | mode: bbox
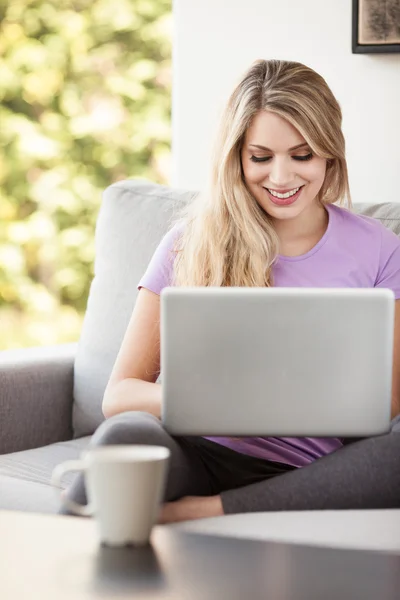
[72,180,400,438]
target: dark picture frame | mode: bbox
[352,0,400,53]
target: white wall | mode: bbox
[172,0,400,204]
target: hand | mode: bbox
[158,495,224,524]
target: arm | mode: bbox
[390,300,400,418]
[102,288,162,419]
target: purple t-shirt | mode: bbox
[138,204,400,467]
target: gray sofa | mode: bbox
[1,179,400,514]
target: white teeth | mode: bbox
[267,186,301,199]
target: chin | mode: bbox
[268,207,302,220]
[257,199,303,220]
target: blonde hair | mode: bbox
[173,59,351,288]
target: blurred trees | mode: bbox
[0,0,172,349]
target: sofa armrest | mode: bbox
[0,343,77,454]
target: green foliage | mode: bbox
[0,0,171,349]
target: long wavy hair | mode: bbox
[172,59,351,288]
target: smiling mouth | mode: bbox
[264,185,304,199]
[262,185,305,206]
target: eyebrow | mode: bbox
[248,142,310,152]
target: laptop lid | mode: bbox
[161,287,394,437]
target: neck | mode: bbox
[271,201,328,245]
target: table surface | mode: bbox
[1,510,400,600]
[171,508,400,554]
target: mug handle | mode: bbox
[51,460,93,517]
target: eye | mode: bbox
[292,153,313,161]
[250,155,272,163]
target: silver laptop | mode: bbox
[160,287,394,437]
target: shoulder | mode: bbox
[157,219,186,251]
[329,204,388,236]
[329,204,400,256]
[329,204,400,297]
[147,219,186,267]
[329,203,400,254]
[137,220,186,295]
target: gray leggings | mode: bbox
[61,412,400,515]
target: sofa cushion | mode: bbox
[0,436,90,513]
[71,179,400,438]
[72,180,195,438]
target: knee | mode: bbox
[91,411,163,447]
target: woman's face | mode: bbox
[241,111,327,222]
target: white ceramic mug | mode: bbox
[51,445,170,546]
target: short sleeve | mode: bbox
[137,222,183,295]
[375,225,400,299]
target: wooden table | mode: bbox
[1,510,400,600]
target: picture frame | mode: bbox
[352,0,400,54]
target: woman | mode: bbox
[63,59,400,522]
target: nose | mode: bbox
[268,157,293,187]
